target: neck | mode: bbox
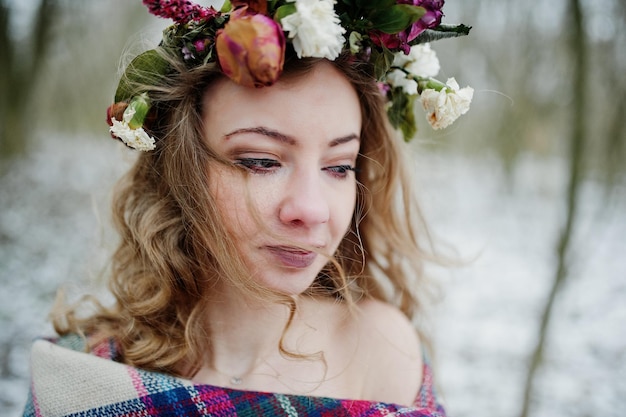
[202,287,297,379]
[193,291,346,394]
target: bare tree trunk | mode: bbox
[518,0,588,416]
[0,0,59,160]
[0,1,14,158]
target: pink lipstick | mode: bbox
[266,246,317,268]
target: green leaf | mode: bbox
[203,44,216,65]
[267,0,279,13]
[409,24,472,45]
[274,4,297,22]
[340,0,352,9]
[371,47,394,81]
[357,0,395,9]
[417,77,446,93]
[220,0,232,13]
[114,49,170,103]
[387,87,417,142]
[370,5,425,34]
[395,4,426,25]
[127,93,151,130]
[349,31,363,54]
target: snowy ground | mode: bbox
[1,134,624,416]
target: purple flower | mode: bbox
[193,38,209,53]
[182,45,194,60]
[410,0,445,37]
[371,0,445,54]
[142,0,218,24]
[377,82,391,96]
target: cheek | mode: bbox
[208,168,249,235]
[332,182,358,235]
[209,169,275,237]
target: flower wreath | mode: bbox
[106,0,473,151]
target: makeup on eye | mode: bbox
[233,157,357,178]
[322,165,358,179]
[234,157,280,174]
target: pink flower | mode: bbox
[142,0,218,24]
[193,38,209,53]
[371,0,444,54]
[377,82,391,96]
[106,102,128,129]
[215,8,286,87]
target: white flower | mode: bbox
[420,77,474,130]
[392,43,440,78]
[109,107,156,151]
[386,69,418,95]
[386,44,440,96]
[280,0,346,60]
[406,44,440,78]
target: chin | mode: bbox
[254,262,326,297]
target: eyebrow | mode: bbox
[329,134,360,147]
[223,126,359,147]
[224,127,295,145]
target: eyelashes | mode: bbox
[235,158,280,173]
[321,165,358,176]
[234,158,357,179]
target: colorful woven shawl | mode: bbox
[23,335,447,416]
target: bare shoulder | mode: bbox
[297,296,423,405]
[355,298,423,406]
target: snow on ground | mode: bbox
[1,135,624,416]
[414,150,626,417]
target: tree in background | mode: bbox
[0,0,59,159]
[519,0,587,415]
[0,1,151,163]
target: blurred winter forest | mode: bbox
[1,0,624,416]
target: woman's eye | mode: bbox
[322,165,357,178]
[235,158,281,174]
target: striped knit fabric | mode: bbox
[23,335,447,417]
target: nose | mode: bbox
[278,170,330,227]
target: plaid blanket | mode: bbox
[23,335,447,417]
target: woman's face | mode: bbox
[203,61,361,296]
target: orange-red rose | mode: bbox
[216,9,286,87]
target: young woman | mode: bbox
[24,1,472,415]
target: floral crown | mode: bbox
[106,0,473,151]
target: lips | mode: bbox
[265,245,319,269]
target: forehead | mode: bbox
[202,61,362,146]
